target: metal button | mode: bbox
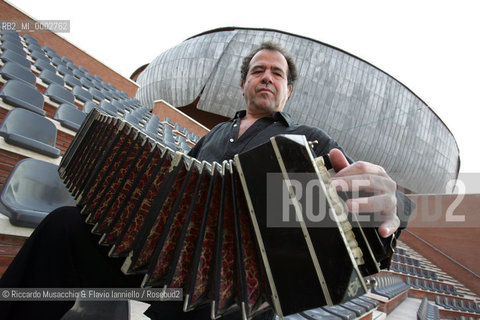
[229,138,234,142]
[233,124,238,127]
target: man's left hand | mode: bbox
[328,149,399,238]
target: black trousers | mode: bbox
[0,207,273,320]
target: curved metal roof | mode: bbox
[136,27,460,194]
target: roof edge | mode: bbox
[185,26,459,154]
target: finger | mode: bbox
[331,174,397,195]
[343,193,398,239]
[329,148,349,172]
[344,193,397,215]
[377,215,400,238]
[333,161,388,178]
[345,194,397,217]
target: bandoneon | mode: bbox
[58,109,392,319]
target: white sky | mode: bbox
[7,0,480,184]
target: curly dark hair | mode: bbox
[240,41,298,86]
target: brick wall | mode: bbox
[56,130,74,155]
[406,194,480,272]
[0,149,27,190]
[44,103,57,119]
[0,108,8,121]
[0,234,27,278]
[152,100,210,137]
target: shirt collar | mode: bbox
[232,110,296,127]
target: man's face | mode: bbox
[241,49,293,114]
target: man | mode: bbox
[190,42,402,239]
[0,42,411,320]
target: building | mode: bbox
[0,1,478,319]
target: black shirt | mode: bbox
[188,110,353,163]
